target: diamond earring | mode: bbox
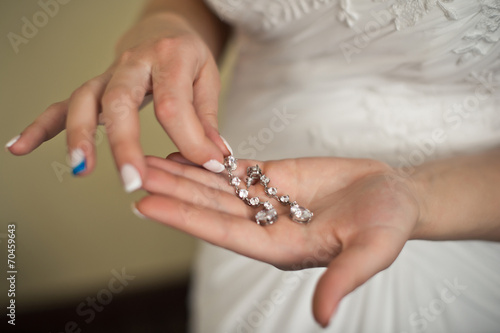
[223,155,313,226]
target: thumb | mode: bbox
[312,231,405,327]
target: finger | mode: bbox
[165,152,199,167]
[66,77,108,176]
[101,63,150,192]
[134,194,275,260]
[312,230,405,327]
[143,166,250,217]
[151,53,225,173]
[145,155,261,192]
[192,58,231,155]
[6,101,68,155]
[146,156,229,191]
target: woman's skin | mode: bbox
[6,0,232,190]
[5,0,500,327]
[134,149,500,327]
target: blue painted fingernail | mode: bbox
[70,148,86,175]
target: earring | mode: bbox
[224,156,313,226]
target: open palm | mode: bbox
[135,154,421,326]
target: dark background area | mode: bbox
[3,278,189,333]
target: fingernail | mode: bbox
[220,135,233,155]
[70,148,86,175]
[131,202,147,219]
[5,135,20,150]
[121,164,142,193]
[203,159,225,173]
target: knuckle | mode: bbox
[102,84,145,111]
[178,200,193,225]
[101,86,130,107]
[116,49,136,64]
[153,37,182,54]
[45,100,67,113]
[155,97,183,121]
[70,82,96,100]
[153,35,201,58]
[191,188,208,207]
[85,77,106,90]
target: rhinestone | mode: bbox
[290,205,313,224]
[245,176,257,187]
[238,189,249,199]
[224,156,237,171]
[279,195,289,203]
[263,201,273,210]
[255,208,278,226]
[247,165,262,178]
[248,197,260,206]
[230,177,241,186]
[260,175,270,186]
[265,187,278,196]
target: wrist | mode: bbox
[114,12,192,56]
[129,7,229,59]
[400,168,430,240]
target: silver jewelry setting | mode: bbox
[223,155,313,226]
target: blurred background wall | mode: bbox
[0,0,232,314]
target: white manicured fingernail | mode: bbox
[220,135,233,155]
[5,135,20,150]
[70,148,86,175]
[131,202,147,219]
[203,159,225,173]
[121,164,142,193]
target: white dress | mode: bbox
[193,1,500,332]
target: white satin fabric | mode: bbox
[192,1,500,332]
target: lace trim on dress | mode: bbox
[389,0,458,30]
[454,0,500,64]
[374,0,499,64]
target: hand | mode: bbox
[5,13,229,191]
[134,154,422,327]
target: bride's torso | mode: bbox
[192,2,500,333]
[205,0,500,164]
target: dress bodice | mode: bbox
[204,0,500,164]
[192,2,500,333]
[205,0,500,82]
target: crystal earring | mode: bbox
[224,155,313,226]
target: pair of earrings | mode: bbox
[223,156,313,226]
